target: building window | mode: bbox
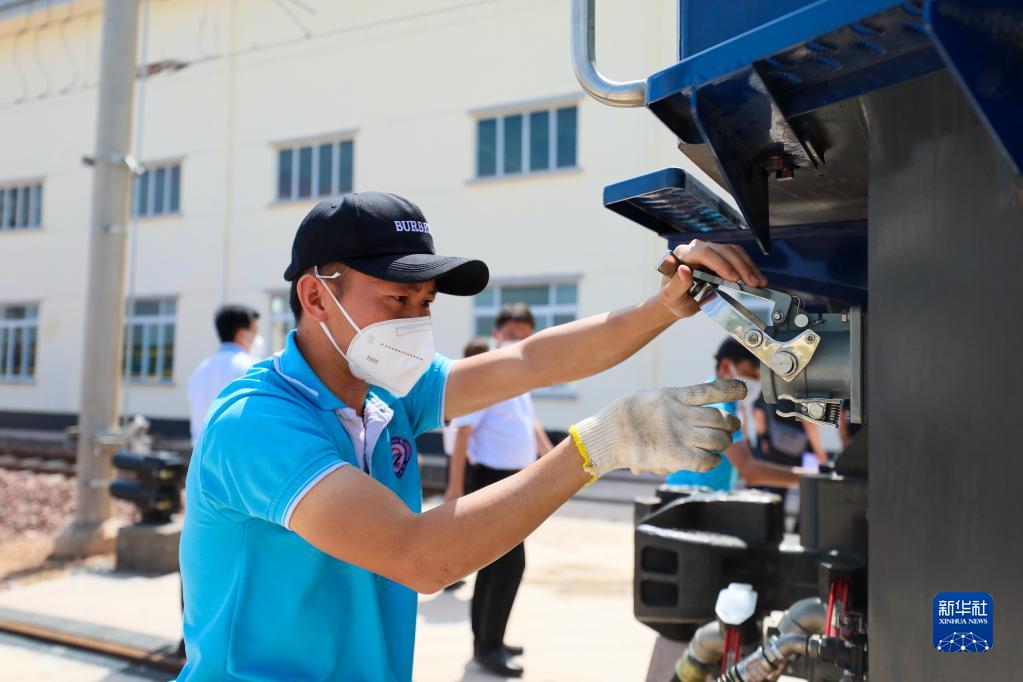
[476,105,577,179]
[473,281,579,397]
[132,162,181,218]
[0,304,39,381]
[472,281,578,336]
[269,294,296,352]
[0,181,43,230]
[132,163,181,218]
[122,298,176,383]
[276,138,354,202]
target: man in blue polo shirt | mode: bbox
[178,191,766,681]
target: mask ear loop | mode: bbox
[314,265,364,361]
[318,320,349,360]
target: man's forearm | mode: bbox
[535,421,554,456]
[410,438,590,591]
[520,296,676,388]
[740,459,800,488]
[446,428,470,491]
[447,449,466,490]
[726,440,800,488]
[803,422,827,461]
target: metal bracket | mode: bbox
[777,394,842,428]
[81,152,145,175]
[701,289,821,383]
[688,68,816,254]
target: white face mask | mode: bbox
[315,267,435,397]
[249,334,267,359]
[730,366,762,406]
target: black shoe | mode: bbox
[502,644,524,656]
[474,648,524,678]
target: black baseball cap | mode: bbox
[283,192,489,296]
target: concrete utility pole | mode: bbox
[54,0,141,558]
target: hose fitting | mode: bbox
[717,633,809,682]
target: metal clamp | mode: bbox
[657,252,819,382]
[777,394,842,428]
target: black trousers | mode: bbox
[466,462,525,653]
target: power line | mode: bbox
[0,0,548,110]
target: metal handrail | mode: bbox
[570,0,646,107]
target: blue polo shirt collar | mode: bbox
[272,329,399,420]
[271,329,352,412]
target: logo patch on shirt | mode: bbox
[391,436,412,478]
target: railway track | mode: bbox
[0,445,76,476]
[0,430,192,478]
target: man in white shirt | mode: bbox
[187,305,263,443]
[445,304,554,678]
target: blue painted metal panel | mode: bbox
[603,168,747,236]
[654,0,904,102]
[927,0,1023,175]
[605,0,1021,302]
[602,168,867,303]
[665,223,868,305]
[756,4,942,116]
[679,0,817,59]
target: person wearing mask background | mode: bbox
[667,339,805,491]
[178,192,760,681]
[186,304,264,443]
[444,304,554,677]
[439,336,491,594]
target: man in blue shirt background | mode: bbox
[667,338,804,492]
[178,191,764,681]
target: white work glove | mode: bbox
[569,380,745,478]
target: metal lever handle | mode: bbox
[570,0,646,107]
[656,252,819,383]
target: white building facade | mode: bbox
[0,0,730,437]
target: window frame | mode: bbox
[272,131,357,204]
[132,160,183,219]
[122,297,177,385]
[471,276,582,399]
[0,303,39,382]
[268,292,296,353]
[471,97,580,181]
[0,179,44,231]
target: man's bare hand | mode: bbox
[658,240,767,318]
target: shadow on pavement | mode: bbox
[418,588,471,624]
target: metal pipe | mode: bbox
[777,597,827,636]
[570,0,646,107]
[674,621,724,682]
[676,598,826,681]
[718,633,809,682]
[769,632,811,659]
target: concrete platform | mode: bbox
[0,631,169,682]
[0,498,656,681]
[0,496,803,681]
